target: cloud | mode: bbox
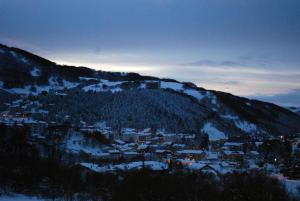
[219,80,241,85]
[237,53,271,67]
[182,53,273,68]
[249,89,300,107]
[182,59,244,67]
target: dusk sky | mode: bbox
[0,0,300,106]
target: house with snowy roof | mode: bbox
[123,151,140,159]
[221,150,244,162]
[154,149,172,160]
[176,149,206,160]
[108,149,121,159]
[223,142,244,151]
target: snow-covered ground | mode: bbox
[81,161,168,172]
[65,133,106,157]
[82,79,123,93]
[160,81,207,101]
[160,81,183,91]
[221,114,257,133]
[201,122,227,141]
[284,179,300,196]
[0,194,43,201]
[30,67,41,77]
[184,89,205,100]
[3,76,79,96]
[234,120,257,133]
[273,174,300,196]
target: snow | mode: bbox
[179,160,236,174]
[138,144,149,150]
[20,57,28,63]
[81,161,168,172]
[30,68,41,77]
[184,89,205,100]
[160,81,207,101]
[101,79,123,87]
[84,77,211,104]
[48,76,59,86]
[284,179,300,196]
[273,174,300,196]
[160,81,183,91]
[82,79,123,93]
[177,150,204,154]
[34,85,54,94]
[2,117,43,125]
[65,133,105,157]
[62,80,79,89]
[122,128,136,134]
[9,51,29,64]
[6,76,79,95]
[205,152,219,160]
[49,77,79,90]
[0,194,43,201]
[250,151,259,155]
[8,85,31,94]
[223,150,244,155]
[140,83,146,88]
[82,83,102,92]
[124,151,138,155]
[224,142,243,147]
[235,120,257,133]
[9,51,17,57]
[201,122,227,141]
[110,87,123,93]
[221,114,239,120]
[211,95,217,105]
[221,114,257,133]
[79,76,99,81]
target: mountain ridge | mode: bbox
[1,43,300,139]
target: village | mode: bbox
[1,107,300,181]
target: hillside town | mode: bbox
[1,106,300,186]
[1,73,300,197]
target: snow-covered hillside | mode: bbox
[1,43,300,137]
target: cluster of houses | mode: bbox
[63,124,271,174]
[1,109,300,176]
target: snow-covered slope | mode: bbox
[1,43,300,137]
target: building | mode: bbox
[29,121,48,136]
[221,150,244,161]
[137,133,152,143]
[160,133,177,142]
[176,150,206,160]
[123,151,139,159]
[108,149,121,159]
[121,128,138,142]
[154,149,172,160]
[223,142,243,151]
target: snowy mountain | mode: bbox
[1,43,300,139]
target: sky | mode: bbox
[0,0,300,106]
